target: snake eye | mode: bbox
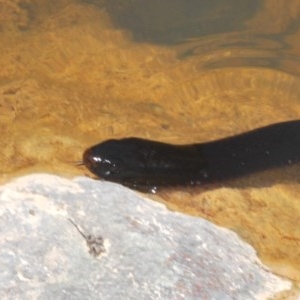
[100,160,119,176]
[91,157,119,177]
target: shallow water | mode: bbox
[1,0,300,284]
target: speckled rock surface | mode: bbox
[0,174,291,299]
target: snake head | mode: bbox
[83,139,127,179]
[83,137,206,193]
[83,138,157,184]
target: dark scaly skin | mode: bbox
[83,120,300,193]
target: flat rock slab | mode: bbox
[0,174,291,299]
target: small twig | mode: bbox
[68,218,105,257]
[68,218,87,238]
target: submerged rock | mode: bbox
[0,174,291,299]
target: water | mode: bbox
[1,0,300,284]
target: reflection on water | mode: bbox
[176,31,300,76]
[102,0,260,43]
[104,0,300,76]
[1,0,300,285]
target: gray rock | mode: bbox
[0,174,291,300]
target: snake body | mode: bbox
[83,120,300,193]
